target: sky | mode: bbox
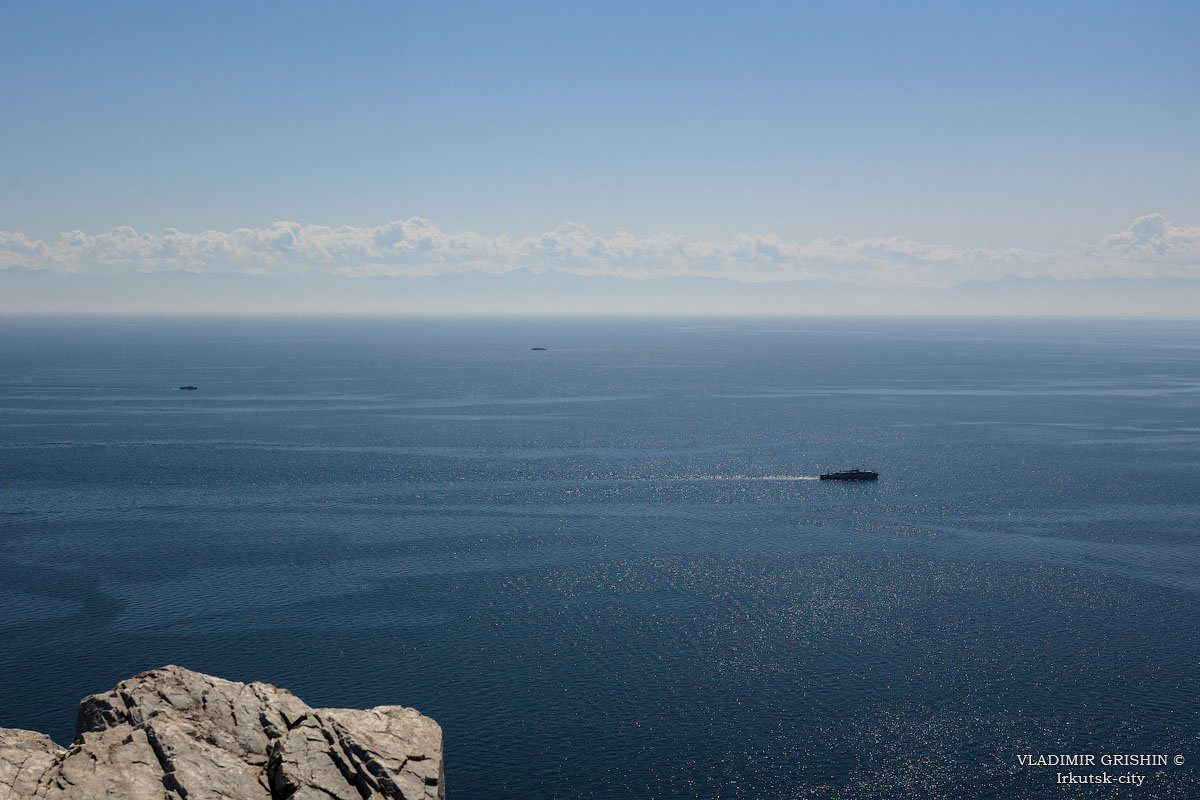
[1,0,1198,309]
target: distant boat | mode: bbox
[530,347,547,351]
[819,469,878,481]
[178,385,198,391]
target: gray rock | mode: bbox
[0,730,63,800]
[0,666,444,800]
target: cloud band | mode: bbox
[2,214,1197,287]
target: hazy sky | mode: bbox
[1,0,1198,292]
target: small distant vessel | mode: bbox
[530,347,547,351]
[178,385,198,391]
[819,469,878,481]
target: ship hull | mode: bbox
[819,471,878,481]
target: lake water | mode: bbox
[2,316,1199,798]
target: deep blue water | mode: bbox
[2,316,1199,799]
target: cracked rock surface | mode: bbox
[0,665,444,800]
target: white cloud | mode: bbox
[2,215,1197,286]
[1087,214,1200,275]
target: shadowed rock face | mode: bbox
[0,665,444,800]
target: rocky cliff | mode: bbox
[0,665,444,800]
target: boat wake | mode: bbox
[693,474,821,482]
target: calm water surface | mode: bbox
[2,316,1199,798]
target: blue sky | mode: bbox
[1,0,1198,294]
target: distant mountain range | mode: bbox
[3,267,1199,316]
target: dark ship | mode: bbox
[819,469,878,481]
